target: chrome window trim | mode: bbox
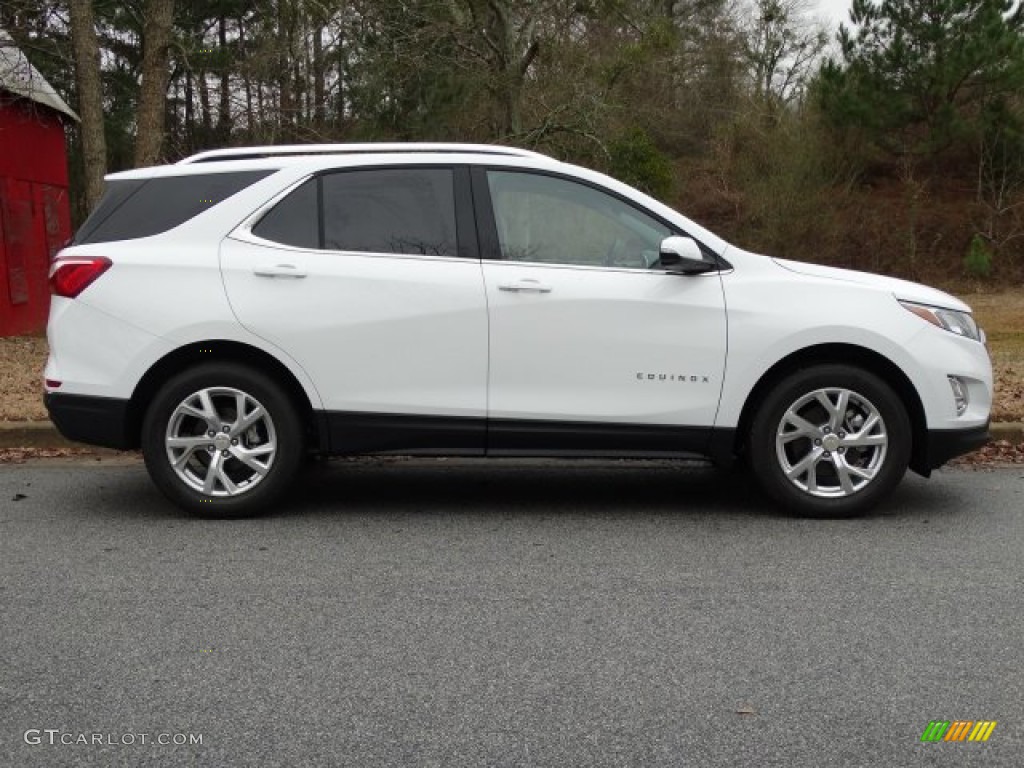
[479,257,728,277]
[229,172,465,262]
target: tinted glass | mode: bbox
[76,171,273,244]
[486,171,672,269]
[252,178,318,248]
[322,169,456,256]
[73,179,146,244]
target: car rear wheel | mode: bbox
[749,364,911,517]
[142,363,304,517]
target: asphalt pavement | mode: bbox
[1,457,1022,767]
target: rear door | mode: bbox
[222,165,488,454]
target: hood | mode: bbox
[772,258,971,312]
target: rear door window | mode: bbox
[321,168,457,257]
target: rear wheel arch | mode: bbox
[733,344,929,474]
[127,341,322,452]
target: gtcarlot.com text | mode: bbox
[24,729,203,746]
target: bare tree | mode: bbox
[741,0,826,107]
[976,126,1024,266]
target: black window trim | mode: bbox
[242,163,479,260]
[468,166,730,271]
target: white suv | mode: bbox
[45,143,992,517]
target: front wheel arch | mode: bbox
[747,363,912,517]
[733,344,929,475]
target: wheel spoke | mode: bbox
[845,413,885,447]
[815,391,839,423]
[780,411,822,441]
[172,447,199,470]
[786,448,822,480]
[178,403,206,421]
[202,452,224,494]
[832,389,850,431]
[845,433,887,448]
[231,404,266,437]
[231,445,271,475]
[805,462,819,493]
[167,435,208,449]
[216,464,239,495]
[198,389,219,423]
[244,439,276,457]
[845,462,875,482]
[833,455,856,495]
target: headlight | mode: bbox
[899,300,982,342]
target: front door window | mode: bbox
[486,170,672,270]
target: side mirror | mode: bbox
[658,236,715,274]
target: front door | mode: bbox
[477,169,727,453]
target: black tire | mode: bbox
[748,364,911,518]
[141,362,304,518]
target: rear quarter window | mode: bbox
[74,171,273,244]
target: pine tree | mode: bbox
[819,0,1024,157]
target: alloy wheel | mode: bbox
[774,387,888,498]
[164,386,277,497]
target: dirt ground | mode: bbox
[2,293,1021,424]
[0,335,47,422]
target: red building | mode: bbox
[0,28,78,336]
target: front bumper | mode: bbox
[915,423,990,474]
[44,393,135,450]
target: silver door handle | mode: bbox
[498,279,552,293]
[253,264,307,278]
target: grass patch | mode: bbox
[966,293,1024,363]
[960,292,1024,422]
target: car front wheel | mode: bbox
[749,364,912,517]
[141,363,304,517]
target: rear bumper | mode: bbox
[919,423,990,472]
[44,393,135,450]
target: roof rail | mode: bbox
[177,143,548,164]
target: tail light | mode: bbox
[50,257,112,298]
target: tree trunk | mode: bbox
[198,66,212,137]
[69,0,107,211]
[239,18,254,138]
[184,66,194,153]
[217,15,232,142]
[312,23,325,127]
[134,0,176,167]
[278,0,293,139]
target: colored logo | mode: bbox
[921,720,997,742]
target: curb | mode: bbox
[0,421,88,450]
[2,420,1023,450]
[991,422,1024,444]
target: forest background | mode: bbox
[3,0,1024,285]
